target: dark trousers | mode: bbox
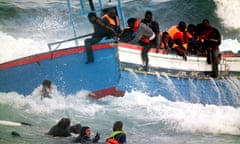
[140,42,155,68]
[207,48,219,77]
[84,37,102,62]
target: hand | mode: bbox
[93,132,100,143]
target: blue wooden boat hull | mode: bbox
[0,44,120,95]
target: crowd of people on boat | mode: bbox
[85,8,221,78]
[47,118,127,144]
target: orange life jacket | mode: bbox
[132,18,150,44]
[105,137,119,144]
[102,14,120,26]
[168,25,187,45]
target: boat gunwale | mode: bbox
[0,43,117,70]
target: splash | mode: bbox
[1,89,240,136]
[0,31,48,63]
[214,0,240,30]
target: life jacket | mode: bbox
[186,31,193,39]
[105,137,119,144]
[105,131,124,144]
[168,25,187,45]
[197,27,213,42]
[168,25,178,39]
[132,18,150,44]
[102,14,120,26]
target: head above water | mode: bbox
[42,80,52,89]
[56,118,71,129]
[80,126,91,137]
[70,123,82,134]
[113,121,123,131]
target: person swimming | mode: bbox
[47,118,71,137]
[41,80,52,100]
[73,126,100,143]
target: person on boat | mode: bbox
[105,121,126,144]
[127,17,156,71]
[141,10,160,53]
[85,12,118,64]
[102,7,121,34]
[119,26,135,42]
[168,21,188,61]
[186,24,199,55]
[47,117,71,137]
[73,126,100,143]
[41,80,52,100]
[196,19,221,78]
[160,32,171,54]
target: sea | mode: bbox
[1,0,240,144]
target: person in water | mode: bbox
[41,80,52,100]
[85,12,117,64]
[105,121,126,144]
[69,123,82,135]
[47,117,71,137]
[127,17,156,71]
[73,126,100,143]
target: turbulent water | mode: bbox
[0,0,240,144]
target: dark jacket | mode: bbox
[142,19,160,49]
[73,126,99,143]
[92,19,114,38]
[47,125,71,137]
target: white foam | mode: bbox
[220,39,240,53]
[1,90,240,135]
[214,0,240,30]
[0,31,86,63]
[0,31,48,63]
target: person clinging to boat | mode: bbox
[126,17,156,71]
[41,80,52,100]
[196,19,221,78]
[141,10,161,53]
[85,12,119,64]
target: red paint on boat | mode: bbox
[88,86,125,99]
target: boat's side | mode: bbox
[0,43,121,95]
[118,42,240,78]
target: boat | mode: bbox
[0,39,124,97]
[64,0,240,80]
[1,0,240,100]
[118,42,240,79]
